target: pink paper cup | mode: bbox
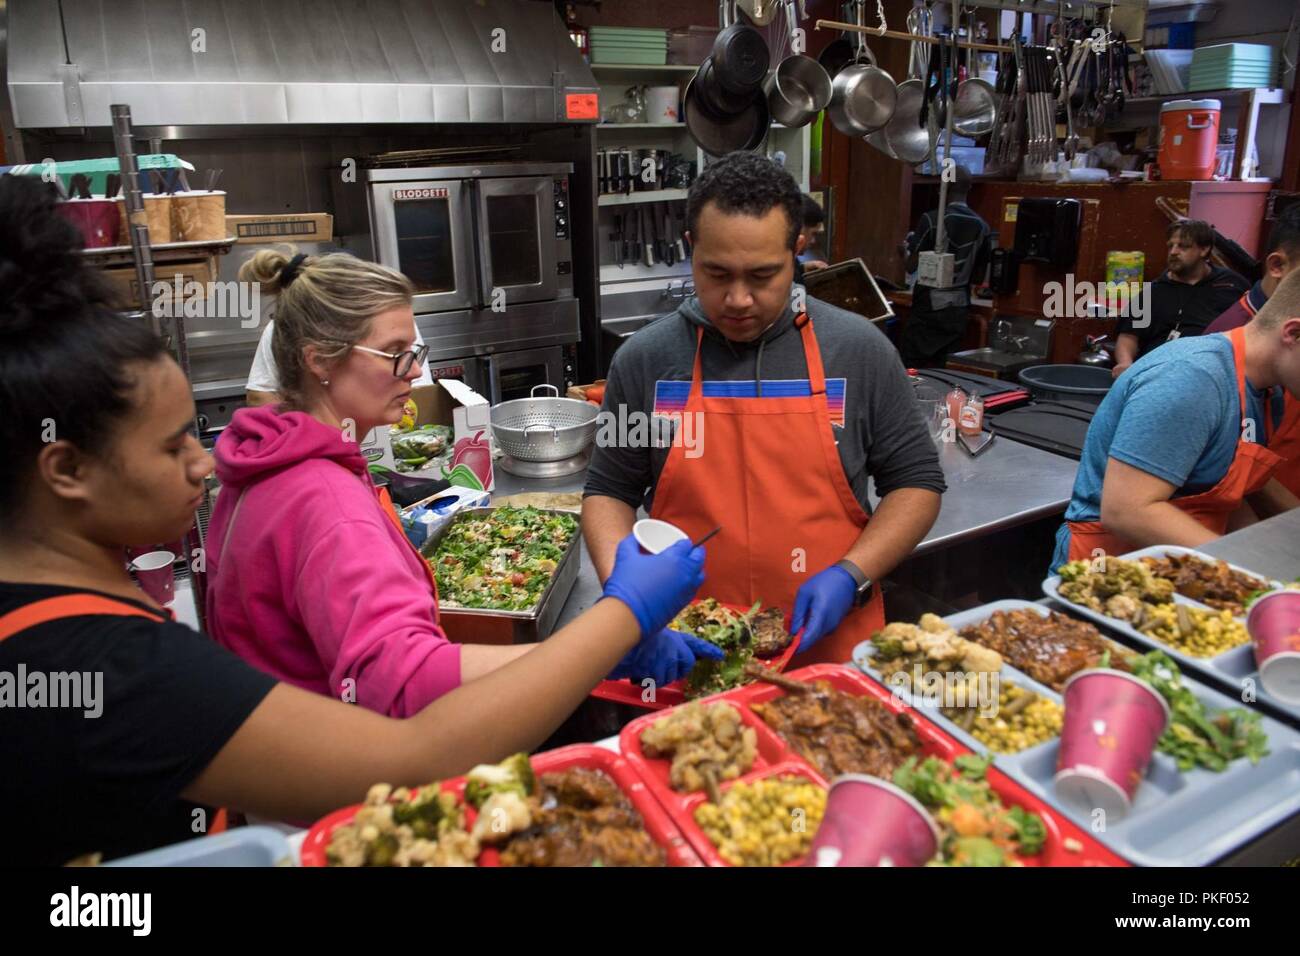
[1247,591,1300,705]
[130,550,176,607]
[1055,669,1170,820]
[805,774,941,867]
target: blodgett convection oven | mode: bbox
[365,161,579,403]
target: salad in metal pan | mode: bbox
[429,506,577,611]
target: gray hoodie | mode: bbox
[583,293,946,513]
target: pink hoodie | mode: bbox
[205,406,461,717]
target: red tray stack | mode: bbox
[300,744,702,867]
[620,664,1131,867]
[591,600,803,710]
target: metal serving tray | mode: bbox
[1043,546,1298,728]
[419,507,581,645]
[854,600,1300,866]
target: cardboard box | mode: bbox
[411,380,495,491]
[225,212,334,245]
[100,258,217,312]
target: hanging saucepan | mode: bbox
[880,6,933,162]
[712,0,770,96]
[817,1,857,79]
[685,72,771,157]
[827,24,896,136]
[953,9,997,137]
[765,1,832,128]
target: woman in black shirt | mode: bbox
[0,176,703,865]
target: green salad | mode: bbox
[429,506,576,611]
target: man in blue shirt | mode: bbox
[1051,270,1300,573]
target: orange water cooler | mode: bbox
[1158,98,1222,180]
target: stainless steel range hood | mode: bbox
[5,0,599,128]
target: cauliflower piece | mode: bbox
[471,790,534,844]
[959,640,1003,674]
[1104,593,1142,622]
[919,613,949,634]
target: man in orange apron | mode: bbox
[1051,270,1300,571]
[584,153,945,675]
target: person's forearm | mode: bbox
[1115,334,1138,366]
[582,494,636,583]
[1246,477,1300,521]
[1102,499,1218,550]
[459,643,536,682]
[841,488,941,582]
[401,598,641,772]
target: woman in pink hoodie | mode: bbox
[206,249,720,717]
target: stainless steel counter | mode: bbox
[494,432,1081,633]
[870,435,1078,557]
[1199,509,1300,582]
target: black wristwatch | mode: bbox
[835,559,874,607]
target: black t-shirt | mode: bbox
[0,582,276,865]
[1118,266,1250,359]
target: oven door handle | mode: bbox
[468,178,494,311]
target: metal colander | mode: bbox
[490,384,598,462]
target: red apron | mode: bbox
[1067,326,1286,559]
[650,315,885,666]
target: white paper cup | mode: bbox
[633,518,689,554]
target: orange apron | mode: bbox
[376,484,440,601]
[1262,384,1300,498]
[0,593,233,834]
[1067,326,1286,559]
[650,315,885,666]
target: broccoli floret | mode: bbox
[463,753,537,809]
[392,784,451,838]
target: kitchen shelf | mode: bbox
[598,188,689,206]
[599,122,688,129]
[591,63,698,73]
[1124,87,1287,106]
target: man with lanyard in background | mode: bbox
[583,152,945,676]
[898,165,991,369]
[1112,219,1249,377]
[1050,269,1300,571]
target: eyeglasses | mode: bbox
[352,343,430,378]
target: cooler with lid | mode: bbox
[1158,99,1221,181]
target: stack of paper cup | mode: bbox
[171,190,227,242]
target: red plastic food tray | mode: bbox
[590,600,803,710]
[620,664,1131,867]
[299,744,702,867]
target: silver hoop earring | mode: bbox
[320,379,330,387]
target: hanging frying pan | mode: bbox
[712,0,770,96]
[685,72,771,156]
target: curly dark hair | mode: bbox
[686,152,804,251]
[0,175,168,519]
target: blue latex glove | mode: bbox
[607,628,726,686]
[790,564,858,651]
[602,534,707,638]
